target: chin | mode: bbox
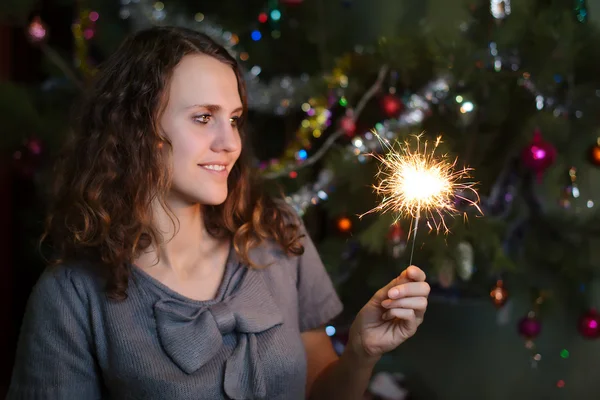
[196,189,229,206]
[200,195,228,206]
[169,187,229,207]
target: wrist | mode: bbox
[342,346,380,369]
[345,325,381,368]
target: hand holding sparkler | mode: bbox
[346,265,430,363]
[360,131,481,265]
[343,131,479,367]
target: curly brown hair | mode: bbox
[42,26,304,300]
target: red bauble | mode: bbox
[518,313,542,339]
[578,309,600,339]
[387,222,404,242]
[380,94,403,117]
[520,128,556,181]
[387,222,406,259]
[339,115,356,136]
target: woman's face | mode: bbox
[160,54,243,208]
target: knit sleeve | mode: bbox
[296,227,344,332]
[7,266,103,400]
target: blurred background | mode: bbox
[3,0,600,398]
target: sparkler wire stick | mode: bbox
[408,208,420,266]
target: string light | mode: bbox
[72,8,98,79]
[285,78,451,215]
[121,0,316,115]
[251,30,262,41]
[490,0,511,19]
[270,9,281,21]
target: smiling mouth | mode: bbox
[201,164,226,172]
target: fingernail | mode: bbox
[382,299,392,308]
[389,288,399,298]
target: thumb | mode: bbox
[371,267,413,303]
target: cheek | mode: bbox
[170,130,211,160]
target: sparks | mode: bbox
[360,130,481,262]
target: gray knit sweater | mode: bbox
[7,231,343,400]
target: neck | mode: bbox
[138,199,223,275]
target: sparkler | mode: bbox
[360,131,481,265]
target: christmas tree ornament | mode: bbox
[574,0,588,22]
[559,167,580,209]
[490,279,509,308]
[518,312,542,339]
[12,137,44,178]
[589,138,600,166]
[380,94,403,118]
[27,16,48,44]
[72,9,99,79]
[520,128,556,181]
[336,216,352,233]
[578,308,600,339]
[484,157,519,218]
[339,111,356,137]
[455,241,474,280]
[490,0,511,19]
[516,292,546,346]
[438,259,455,289]
[25,138,43,155]
[387,222,406,259]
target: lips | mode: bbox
[198,162,229,176]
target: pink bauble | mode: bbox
[521,128,556,181]
[518,314,542,339]
[578,309,600,339]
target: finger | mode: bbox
[381,296,427,311]
[392,266,426,286]
[406,265,426,282]
[382,307,415,321]
[387,281,430,300]
[372,266,427,303]
[372,265,422,301]
[372,269,409,302]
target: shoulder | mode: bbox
[33,261,106,304]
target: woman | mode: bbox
[8,26,429,400]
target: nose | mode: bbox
[211,118,241,153]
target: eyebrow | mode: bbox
[185,104,243,114]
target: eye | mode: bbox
[229,116,241,127]
[193,114,211,124]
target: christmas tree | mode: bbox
[5,0,600,398]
